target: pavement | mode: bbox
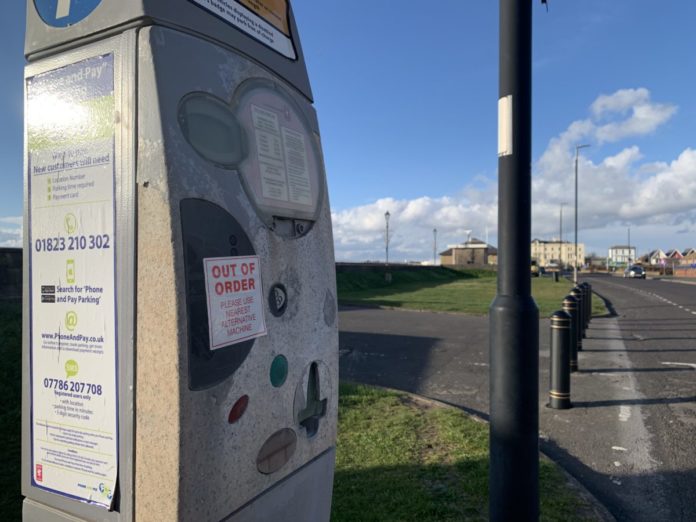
[338,273,696,521]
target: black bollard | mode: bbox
[582,282,592,327]
[562,295,579,372]
[549,310,572,409]
[571,286,585,346]
[578,283,587,334]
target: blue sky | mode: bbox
[2,1,696,262]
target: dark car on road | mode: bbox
[624,265,646,279]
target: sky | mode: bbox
[2,1,696,263]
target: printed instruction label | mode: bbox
[204,255,267,349]
[252,104,312,206]
[189,0,296,59]
[27,54,118,508]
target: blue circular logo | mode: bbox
[34,0,102,28]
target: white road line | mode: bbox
[660,362,696,370]
[619,405,632,422]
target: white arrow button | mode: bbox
[56,0,72,19]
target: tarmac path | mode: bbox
[338,273,696,521]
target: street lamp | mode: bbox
[559,202,566,268]
[574,144,590,283]
[384,211,390,265]
[433,228,437,266]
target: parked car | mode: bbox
[624,265,646,279]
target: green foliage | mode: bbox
[0,302,22,521]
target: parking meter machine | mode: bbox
[22,2,338,521]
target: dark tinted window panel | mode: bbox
[180,198,256,390]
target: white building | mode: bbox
[607,245,636,268]
[530,240,584,268]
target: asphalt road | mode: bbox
[338,274,696,522]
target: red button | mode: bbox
[228,395,249,424]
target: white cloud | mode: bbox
[0,216,22,247]
[594,101,676,144]
[591,88,650,118]
[331,88,696,262]
[332,190,497,262]
[0,221,22,248]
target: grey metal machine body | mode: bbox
[22,2,337,521]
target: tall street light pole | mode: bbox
[560,202,566,268]
[490,1,538,520]
[384,211,390,265]
[574,144,590,284]
[433,228,437,265]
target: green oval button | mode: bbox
[270,355,288,388]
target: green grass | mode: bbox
[0,301,22,521]
[337,268,606,317]
[334,383,597,521]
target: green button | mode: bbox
[270,355,288,388]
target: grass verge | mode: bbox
[333,383,599,522]
[338,268,606,317]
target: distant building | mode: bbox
[586,255,607,270]
[530,239,584,268]
[639,249,667,266]
[607,245,636,269]
[665,249,683,261]
[681,248,696,265]
[440,238,497,266]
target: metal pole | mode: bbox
[490,1,538,520]
[433,228,437,265]
[385,211,390,265]
[574,144,589,284]
[559,203,564,269]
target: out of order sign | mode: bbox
[203,255,267,350]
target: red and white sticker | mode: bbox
[203,255,267,350]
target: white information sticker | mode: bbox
[252,105,289,202]
[27,54,117,508]
[498,94,513,157]
[281,126,312,206]
[203,255,267,350]
[250,103,314,207]
[189,0,296,59]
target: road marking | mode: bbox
[56,0,71,19]
[612,446,628,452]
[660,362,696,370]
[619,405,631,422]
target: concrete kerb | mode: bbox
[340,381,616,522]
